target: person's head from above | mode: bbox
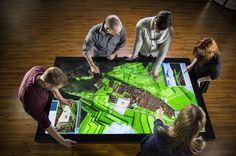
[193,37,219,62]
[40,67,68,90]
[159,104,206,154]
[154,10,172,33]
[104,15,122,36]
[173,104,206,141]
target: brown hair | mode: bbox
[155,10,172,30]
[158,105,206,155]
[41,67,68,87]
[193,37,219,63]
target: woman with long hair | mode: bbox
[186,37,221,93]
[139,104,206,156]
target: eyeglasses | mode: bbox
[105,24,121,36]
[106,27,117,35]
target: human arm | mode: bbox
[107,27,126,60]
[82,27,100,73]
[22,90,76,147]
[152,32,172,80]
[46,125,76,147]
[112,27,126,55]
[155,107,164,120]
[83,51,100,74]
[185,57,198,72]
[107,52,117,60]
[153,108,164,132]
[197,57,221,87]
[33,111,76,147]
[197,54,221,87]
[197,76,212,87]
[130,21,144,59]
[51,88,74,106]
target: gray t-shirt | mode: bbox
[82,22,126,57]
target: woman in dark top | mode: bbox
[186,37,221,93]
[139,105,206,156]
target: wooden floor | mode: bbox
[0,0,236,155]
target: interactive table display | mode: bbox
[35,57,215,143]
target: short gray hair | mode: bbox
[105,15,121,29]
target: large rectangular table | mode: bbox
[35,57,215,143]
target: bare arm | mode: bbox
[197,75,212,87]
[198,76,212,81]
[51,88,74,105]
[185,57,197,72]
[46,125,65,144]
[83,51,100,73]
[155,108,164,120]
[51,88,65,102]
[189,57,198,67]
[113,27,126,54]
[46,125,76,147]
[83,51,97,67]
